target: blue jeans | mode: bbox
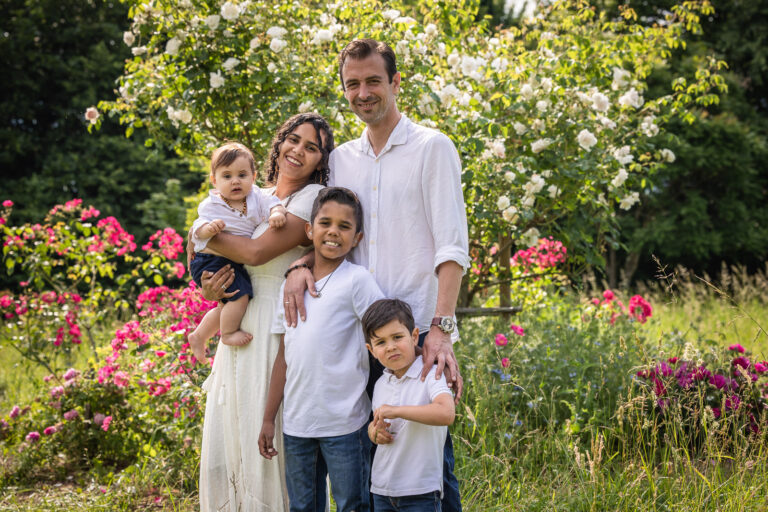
[373,491,442,512]
[284,425,372,512]
[366,331,462,512]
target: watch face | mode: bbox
[440,317,455,331]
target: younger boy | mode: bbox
[188,142,287,362]
[362,299,456,512]
[258,187,383,512]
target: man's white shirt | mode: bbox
[329,115,470,335]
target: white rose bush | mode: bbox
[101,0,725,304]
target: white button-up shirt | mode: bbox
[329,116,470,333]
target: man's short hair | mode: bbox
[338,39,397,90]
[362,299,416,343]
[310,187,364,234]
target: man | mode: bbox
[283,39,469,512]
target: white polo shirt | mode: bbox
[191,187,279,252]
[329,116,470,334]
[370,356,451,497]
[272,260,384,437]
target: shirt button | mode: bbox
[373,186,377,191]
[370,269,374,274]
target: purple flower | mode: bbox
[712,407,721,418]
[725,395,741,411]
[25,431,40,442]
[710,374,728,389]
[9,405,20,419]
[755,362,768,373]
[43,426,57,436]
[732,356,750,370]
[657,362,673,377]
[728,344,746,353]
[62,368,79,381]
[63,409,79,421]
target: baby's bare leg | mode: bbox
[189,304,222,362]
[220,295,253,347]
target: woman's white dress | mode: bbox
[199,184,323,512]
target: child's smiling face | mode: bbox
[366,319,419,378]
[307,200,362,264]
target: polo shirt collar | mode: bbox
[384,354,424,382]
[357,115,410,157]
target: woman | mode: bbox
[197,113,334,512]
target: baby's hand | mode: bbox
[268,206,287,229]
[197,219,226,240]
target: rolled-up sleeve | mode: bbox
[421,134,470,274]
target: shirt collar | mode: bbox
[384,354,424,382]
[357,115,410,157]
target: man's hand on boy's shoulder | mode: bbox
[421,328,463,404]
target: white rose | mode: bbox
[535,100,549,112]
[531,119,545,132]
[523,174,545,195]
[131,46,147,56]
[165,37,181,56]
[522,194,536,208]
[540,77,553,93]
[577,129,597,150]
[393,16,416,25]
[591,92,610,112]
[298,101,313,113]
[491,57,508,72]
[382,9,400,20]
[267,26,288,38]
[312,29,334,44]
[531,138,552,154]
[521,227,540,247]
[640,116,659,137]
[447,52,460,67]
[490,140,505,159]
[222,57,240,71]
[598,115,617,130]
[270,38,288,53]
[660,148,676,163]
[513,122,527,136]
[497,196,511,210]
[220,2,239,21]
[84,107,99,124]
[619,191,640,210]
[520,83,534,100]
[267,62,277,73]
[618,88,644,109]
[611,168,628,188]
[210,71,225,89]
[547,185,561,198]
[612,146,633,165]
[541,170,552,178]
[205,14,221,30]
[425,23,438,36]
[396,40,409,56]
[504,171,515,183]
[249,37,261,49]
[612,67,631,90]
[177,109,192,124]
[502,206,519,223]
[123,31,135,46]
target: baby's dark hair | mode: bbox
[362,299,415,343]
[211,142,255,175]
[310,187,364,234]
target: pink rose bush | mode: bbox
[586,289,653,325]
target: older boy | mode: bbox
[259,187,383,512]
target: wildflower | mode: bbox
[501,357,510,368]
[712,407,721,418]
[510,324,525,336]
[732,356,750,370]
[50,386,65,398]
[312,29,334,44]
[603,290,614,301]
[519,83,535,100]
[101,415,113,432]
[728,344,746,353]
[725,395,740,411]
[113,371,130,388]
[754,362,768,373]
[577,129,597,150]
[26,431,40,442]
[628,295,652,323]
[668,357,678,364]
[9,405,20,419]
[495,334,508,346]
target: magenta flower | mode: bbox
[728,344,746,353]
[93,413,106,426]
[62,368,78,381]
[112,371,130,388]
[63,409,79,421]
[9,405,20,419]
[712,407,721,419]
[709,374,728,389]
[668,357,678,364]
[501,357,510,368]
[43,426,57,436]
[725,395,741,411]
[2,200,13,207]
[26,431,40,442]
[510,324,525,336]
[755,362,768,373]
[101,415,113,432]
[50,386,65,398]
[603,290,615,301]
[495,334,508,347]
[732,356,750,370]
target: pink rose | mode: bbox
[63,409,79,421]
[501,357,510,368]
[101,415,113,432]
[728,344,745,353]
[603,290,614,301]
[494,334,508,347]
[26,431,40,442]
[510,324,525,336]
[2,200,13,207]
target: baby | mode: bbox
[188,142,287,361]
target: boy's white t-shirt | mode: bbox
[370,355,451,497]
[190,188,279,252]
[272,259,384,437]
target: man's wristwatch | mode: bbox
[431,316,456,333]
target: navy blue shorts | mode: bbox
[189,253,252,304]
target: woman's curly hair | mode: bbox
[263,113,335,186]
